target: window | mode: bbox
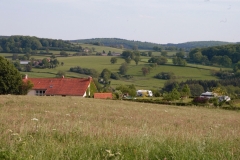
[36,90,46,96]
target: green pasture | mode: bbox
[0,50,231,89]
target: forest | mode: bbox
[188,44,240,68]
[0,36,81,53]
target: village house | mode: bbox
[23,75,96,97]
[20,61,30,65]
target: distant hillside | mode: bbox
[71,38,233,51]
[71,38,160,50]
[165,41,233,51]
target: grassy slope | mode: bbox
[0,95,239,159]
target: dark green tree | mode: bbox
[0,56,23,94]
[100,68,112,81]
[119,63,128,75]
[25,63,32,72]
[107,51,112,56]
[125,57,132,64]
[110,57,117,64]
[181,84,191,98]
[148,51,152,57]
[60,51,68,57]
[148,56,168,65]
[116,84,136,97]
[19,80,34,95]
[176,51,185,58]
[161,51,168,57]
[133,56,141,65]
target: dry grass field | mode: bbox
[0,95,240,159]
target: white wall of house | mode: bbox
[82,84,91,97]
[27,90,36,96]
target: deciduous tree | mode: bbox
[0,56,23,94]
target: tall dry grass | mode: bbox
[0,95,239,159]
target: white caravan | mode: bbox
[136,90,153,97]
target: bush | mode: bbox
[192,97,209,104]
[154,72,175,80]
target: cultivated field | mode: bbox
[0,95,239,159]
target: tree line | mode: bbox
[162,78,240,98]
[188,44,240,69]
[0,36,83,53]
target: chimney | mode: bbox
[88,76,92,81]
[24,74,28,79]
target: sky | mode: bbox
[0,0,239,44]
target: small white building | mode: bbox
[20,61,30,65]
[200,91,216,99]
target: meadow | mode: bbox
[1,44,229,89]
[0,95,239,159]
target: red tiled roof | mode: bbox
[94,93,112,99]
[24,77,92,96]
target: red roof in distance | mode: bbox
[94,93,112,99]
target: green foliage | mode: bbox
[107,51,112,56]
[100,68,111,81]
[60,51,68,57]
[188,84,205,97]
[113,90,123,99]
[153,46,162,52]
[163,88,180,101]
[70,66,99,78]
[119,63,128,75]
[110,57,117,64]
[0,36,81,53]
[154,72,175,80]
[148,51,152,57]
[19,80,33,95]
[133,56,141,65]
[181,84,191,97]
[162,80,179,92]
[176,51,185,58]
[188,44,240,67]
[125,57,132,64]
[151,89,161,97]
[89,81,98,97]
[161,51,168,57]
[172,57,187,66]
[110,72,120,80]
[115,84,136,97]
[148,56,168,65]
[0,56,23,94]
[141,67,150,76]
[233,61,240,72]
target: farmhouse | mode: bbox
[23,75,96,97]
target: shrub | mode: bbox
[154,72,175,80]
[192,97,209,104]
